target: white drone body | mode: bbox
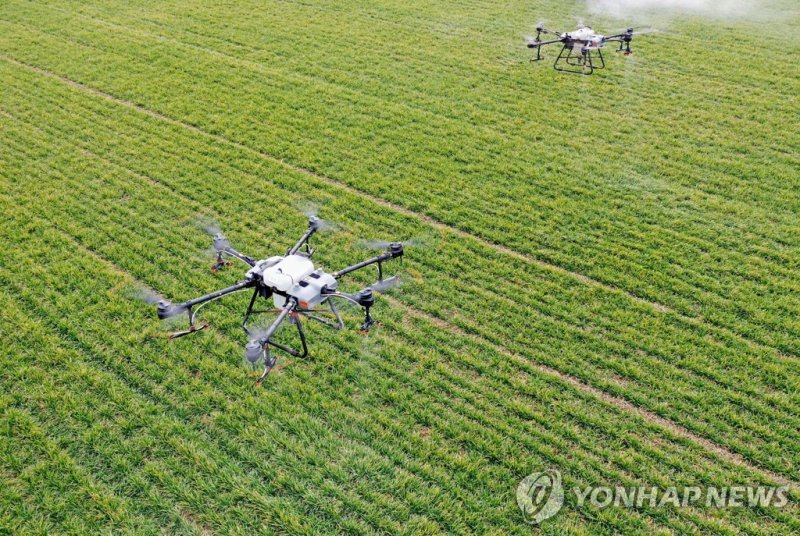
[563,27,605,49]
[248,255,338,310]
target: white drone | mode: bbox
[526,24,651,74]
[144,216,406,384]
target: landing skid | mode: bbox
[554,45,605,75]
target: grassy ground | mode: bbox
[1,0,798,533]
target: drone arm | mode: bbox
[254,300,296,344]
[538,27,562,37]
[332,251,394,280]
[220,247,256,267]
[528,37,563,48]
[181,279,256,309]
[287,225,318,256]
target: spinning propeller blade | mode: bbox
[131,286,186,316]
[131,286,165,306]
[297,201,337,231]
[608,26,659,36]
[200,219,232,252]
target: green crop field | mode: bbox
[1,0,798,533]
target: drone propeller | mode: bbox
[607,26,659,37]
[130,285,200,338]
[199,219,233,252]
[131,286,165,306]
[297,201,337,232]
[131,286,187,318]
[332,275,400,333]
[359,238,420,251]
[631,28,659,36]
[197,218,259,271]
[243,325,284,384]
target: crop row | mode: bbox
[1,3,798,357]
[3,65,800,483]
[7,84,800,460]
[3,120,798,534]
[3,56,799,479]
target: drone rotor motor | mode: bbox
[245,340,264,363]
[156,300,183,320]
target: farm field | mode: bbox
[1,0,799,533]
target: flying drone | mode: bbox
[148,216,405,384]
[526,24,649,75]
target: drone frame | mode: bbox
[156,218,403,384]
[528,25,635,75]
[554,44,605,75]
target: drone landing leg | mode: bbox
[359,306,380,334]
[166,321,209,339]
[585,51,595,75]
[164,305,210,339]
[255,353,278,386]
[530,44,543,62]
[267,314,308,358]
[595,49,605,70]
[211,252,232,272]
[554,45,594,75]
[250,302,309,386]
[242,291,309,359]
[242,288,260,332]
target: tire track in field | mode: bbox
[2,57,797,489]
[0,170,565,531]
[8,73,799,430]
[3,60,796,488]
[8,85,798,423]
[28,2,800,248]
[2,188,793,535]
[385,294,798,491]
[22,5,800,279]
[0,52,665,312]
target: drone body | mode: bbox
[251,254,336,310]
[526,24,641,75]
[153,217,404,384]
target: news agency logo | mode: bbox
[517,468,791,526]
[515,469,565,524]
